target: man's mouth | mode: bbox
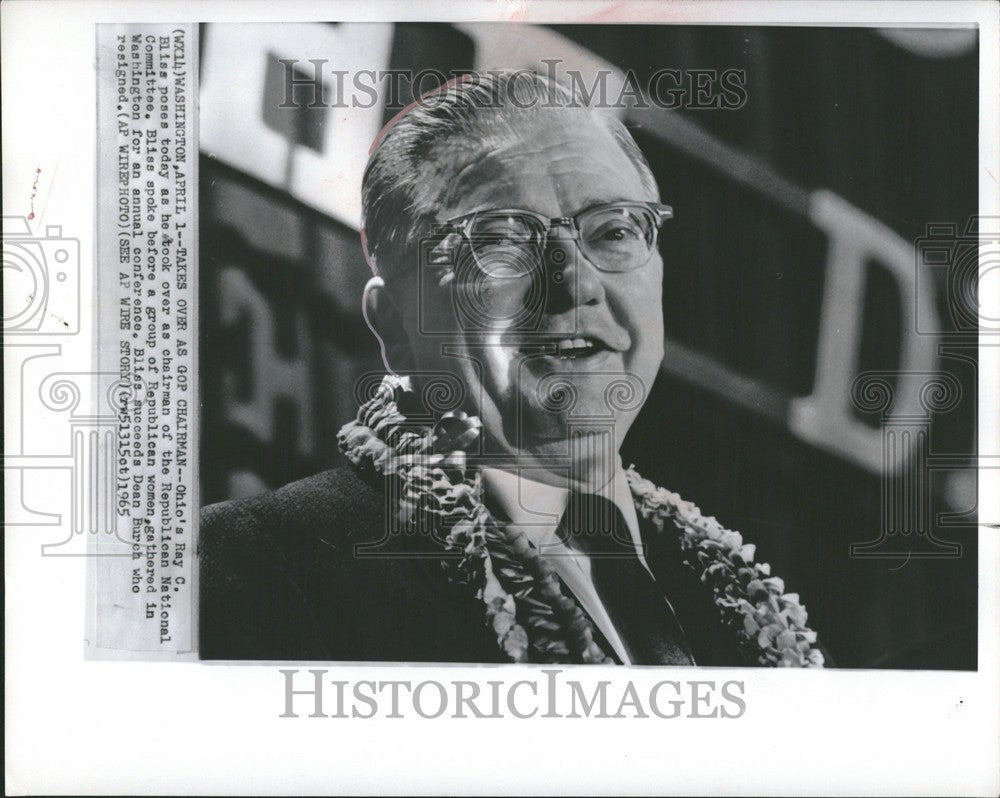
[551,337,605,359]
[514,335,617,360]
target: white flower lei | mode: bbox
[338,374,824,667]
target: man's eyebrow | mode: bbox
[446,197,637,221]
[569,196,631,215]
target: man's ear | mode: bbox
[363,276,416,374]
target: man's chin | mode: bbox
[501,433,625,492]
[518,404,627,449]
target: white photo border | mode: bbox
[3,1,998,795]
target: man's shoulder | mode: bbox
[197,465,394,584]
[197,465,396,660]
[200,465,384,542]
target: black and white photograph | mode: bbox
[3,2,998,795]
[197,21,979,669]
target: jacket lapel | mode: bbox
[637,512,746,667]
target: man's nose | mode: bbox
[544,237,607,310]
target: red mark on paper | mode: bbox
[27,167,42,220]
[501,3,528,22]
[585,2,683,23]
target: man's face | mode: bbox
[395,113,665,488]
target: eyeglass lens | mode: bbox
[466,205,657,275]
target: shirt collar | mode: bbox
[480,462,644,552]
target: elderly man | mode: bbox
[199,71,825,667]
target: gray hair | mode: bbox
[360,70,659,280]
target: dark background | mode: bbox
[199,23,979,669]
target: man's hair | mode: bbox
[361,70,659,280]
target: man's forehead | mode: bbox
[427,113,650,219]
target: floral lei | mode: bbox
[338,374,824,668]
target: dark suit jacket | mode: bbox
[198,465,769,664]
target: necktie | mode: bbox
[556,493,696,666]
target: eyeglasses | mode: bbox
[431,201,673,277]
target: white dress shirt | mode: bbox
[481,463,653,665]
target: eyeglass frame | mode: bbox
[429,200,674,274]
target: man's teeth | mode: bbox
[556,338,595,353]
[513,337,605,357]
